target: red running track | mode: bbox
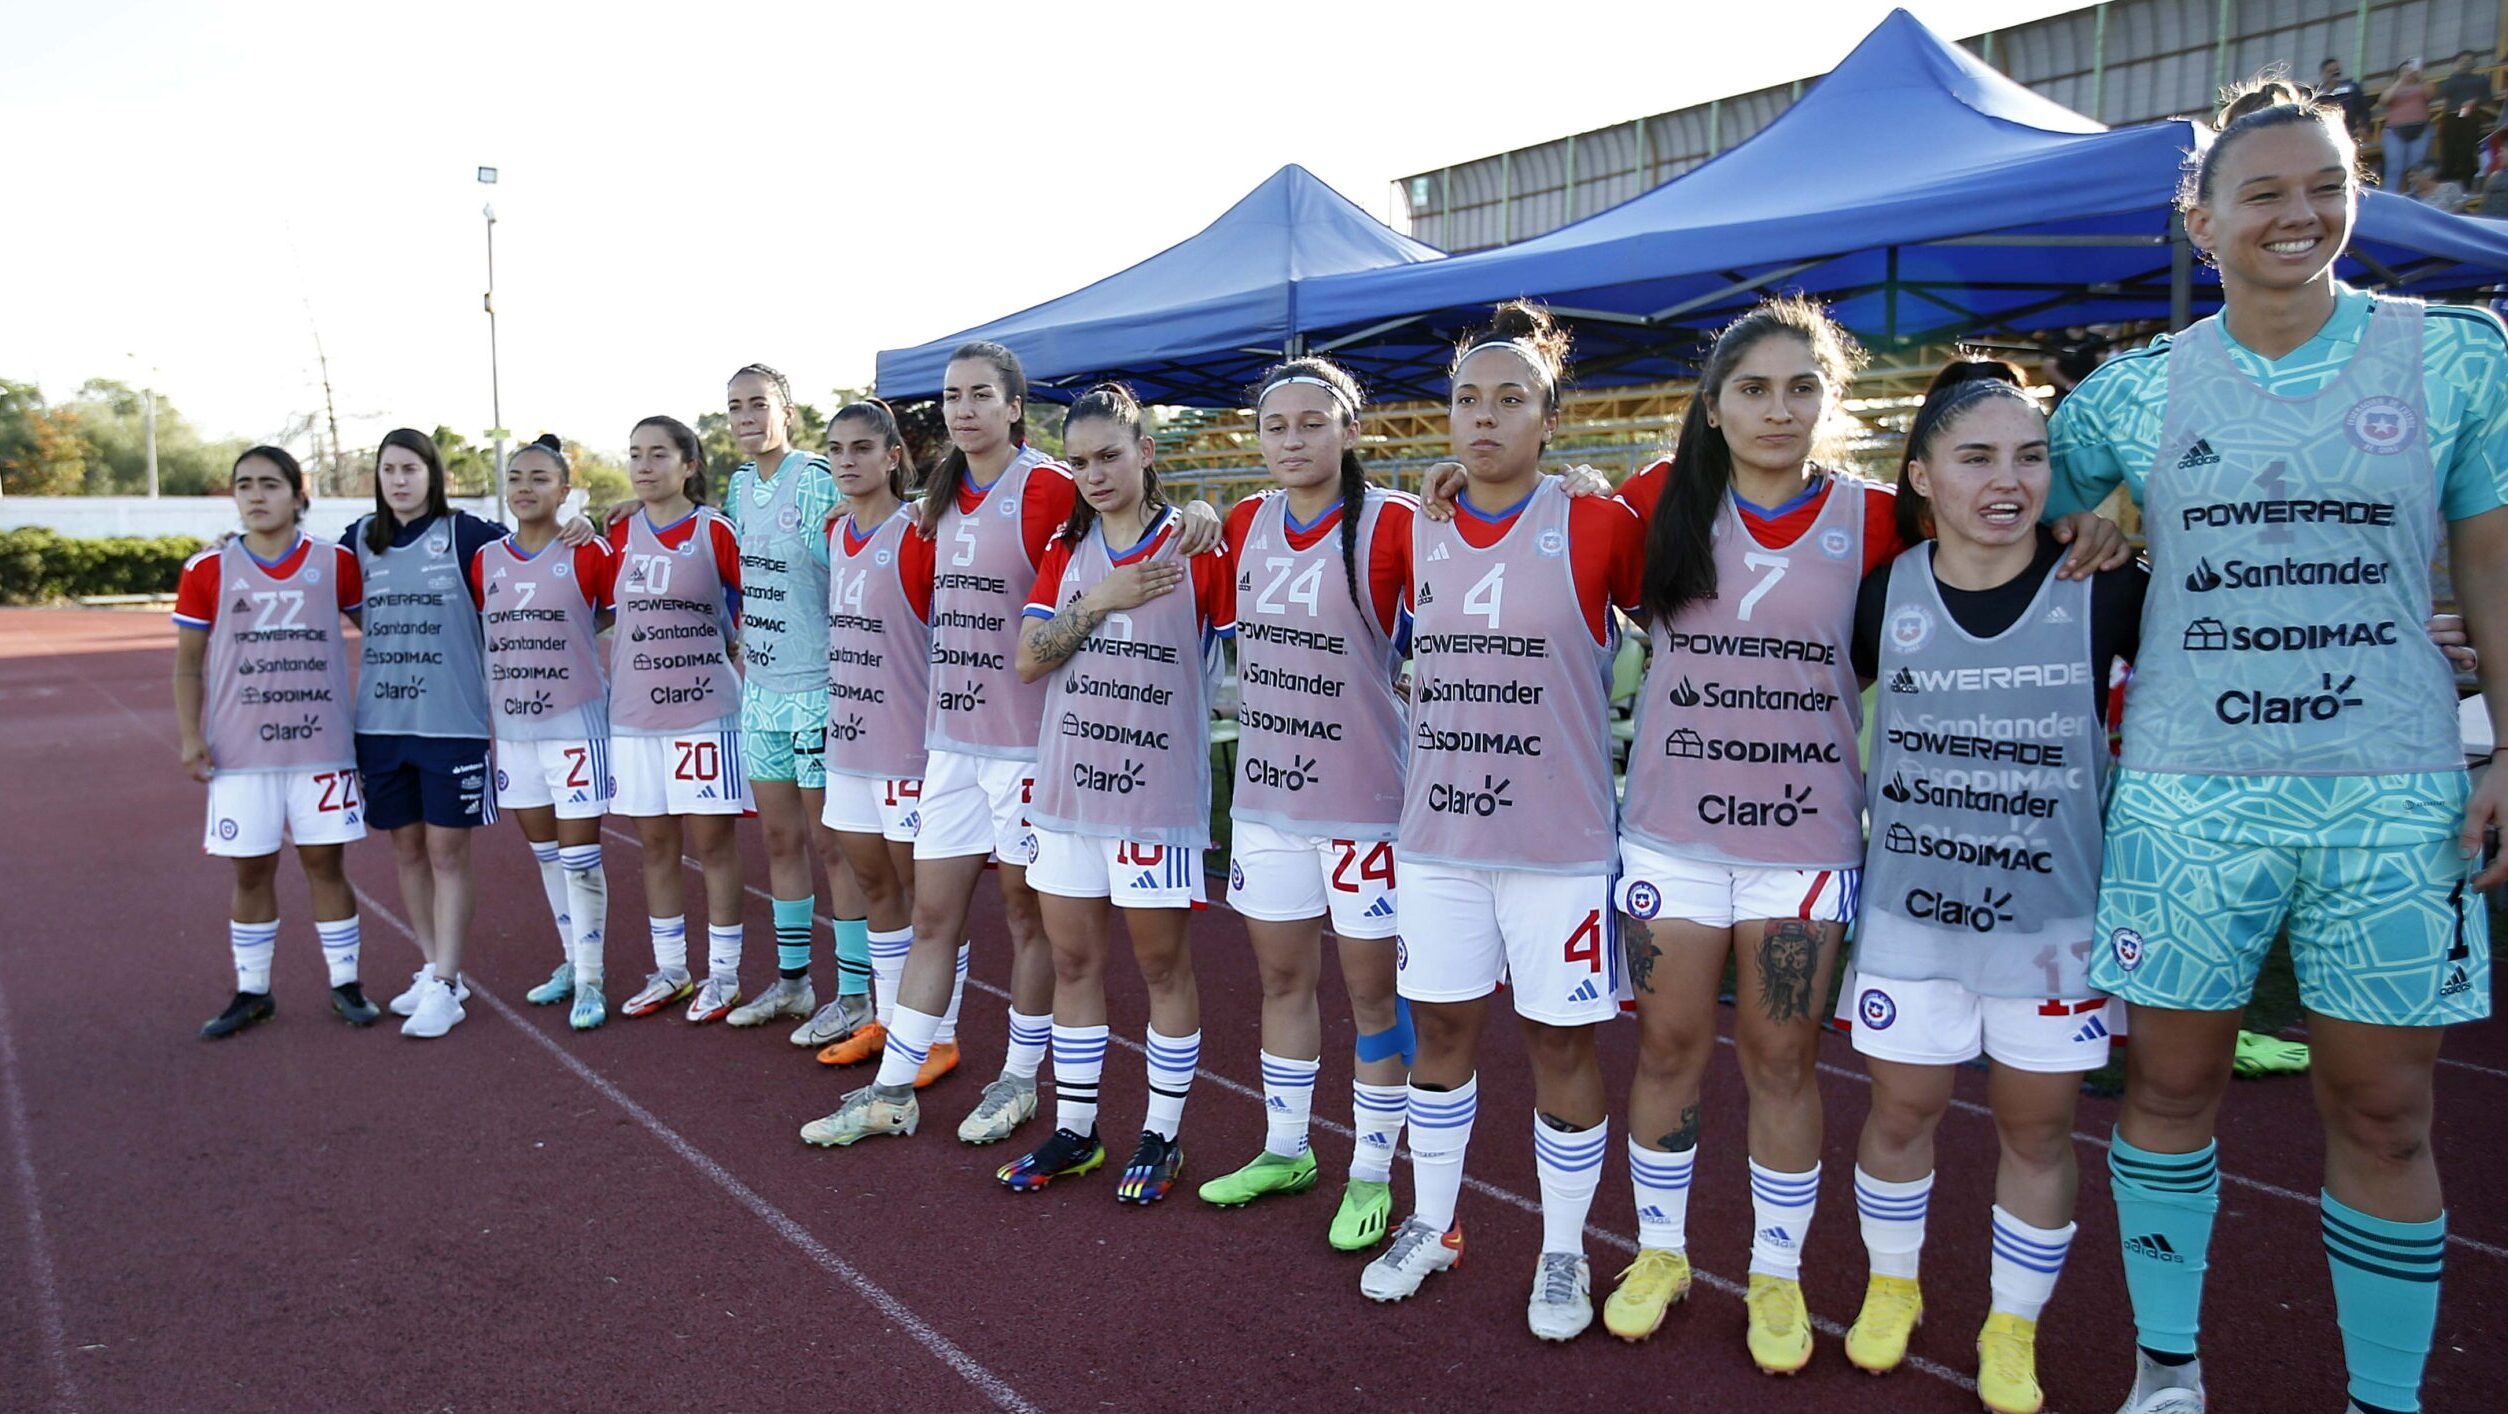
[0,606,2500,1412]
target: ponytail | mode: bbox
[919,340,1028,537]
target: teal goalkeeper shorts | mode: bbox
[2090,813,2491,1026]
[739,686,827,788]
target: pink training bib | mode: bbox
[926,446,1056,759]
[610,509,740,736]
[202,537,355,772]
[826,505,932,780]
[478,539,605,743]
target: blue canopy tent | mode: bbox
[1292,8,2508,399]
[873,164,1441,405]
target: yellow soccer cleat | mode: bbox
[1844,1273,1924,1373]
[1745,1273,1815,1375]
[1975,1311,2044,1414]
[1602,1247,1692,1341]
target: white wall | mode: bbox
[1,495,513,539]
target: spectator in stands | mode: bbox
[2438,50,2493,182]
[2319,57,2371,138]
[2379,59,2436,183]
[2406,161,2469,212]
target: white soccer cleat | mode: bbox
[684,976,737,1024]
[400,978,466,1038]
[2113,1355,2205,1414]
[1360,1216,1464,1302]
[2113,1391,2204,1414]
[1526,1252,1593,1341]
[955,1074,1038,1144]
[790,994,874,1048]
[727,976,814,1027]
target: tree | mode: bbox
[0,381,90,497]
[564,440,631,512]
[695,398,829,485]
[429,426,495,497]
[67,378,248,497]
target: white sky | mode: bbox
[0,0,2086,458]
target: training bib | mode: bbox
[203,538,355,773]
[825,506,932,780]
[355,518,489,739]
[926,446,1056,759]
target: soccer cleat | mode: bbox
[524,964,574,1006]
[915,1041,960,1089]
[1745,1273,1815,1375]
[2231,1030,2309,1078]
[1602,1247,1692,1341]
[329,982,381,1027]
[817,1019,888,1066]
[1114,1131,1186,1205]
[684,976,738,1024]
[791,993,873,1048]
[1976,1312,2044,1414]
[997,1126,1104,1190]
[1360,1216,1464,1301]
[728,976,814,1027]
[2112,1388,2205,1414]
[1328,1178,1395,1251]
[801,1085,920,1147]
[200,990,274,1040]
[1845,1274,1924,1373]
[956,1074,1038,1144]
[389,968,468,1017]
[1527,1253,1594,1342]
[569,978,607,1032]
[401,978,466,1039]
[1198,1149,1319,1207]
[619,971,693,1018]
[2112,1355,2206,1414]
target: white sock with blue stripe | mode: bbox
[230,919,278,993]
[1259,1051,1319,1158]
[1143,1027,1201,1139]
[1050,1023,1108,1134]
[649,915,688,977]
[558,844,606,981]
[705,924,742,985]
[866,927,912,1026]
[1534,1115,1609,1256]
[874,1004,941,1091]
[529,839,570,964]
[936,941,971,1044]
[1407,1075,1477,1232]
[1004,1008,1050,1079]
[1630,1138,1697,1252]
[1855,1165,1932,1279]
[315,917,361,987]
[1749,1158,1823,1280]
[1350,1082,1407,1184]
[1989,1205,2074,1321]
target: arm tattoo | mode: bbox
[1622,912,1661,994]
[1021,601,1108,671]
[1656,1103,1700,1153]
[1754,919,1820,1025]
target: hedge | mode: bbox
[0,527,206,604]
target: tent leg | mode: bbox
[2169,213,2194,332]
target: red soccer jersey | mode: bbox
[1025,511,1233,635]
[834,508,939,622]
[1616,460,1906,574]
[467,537,618,610]
[173,536,362,628]
[1217,491,1412,639]
[958,456,1078,570]
[1423,487,1644,643]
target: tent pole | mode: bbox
[2169,212,2195,332]
[2353,0,2369,81]
[1886,246,1900,345]
[2213,0,2234,95]
[2090,3,2109,119]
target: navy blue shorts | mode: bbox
[357,734,497,831]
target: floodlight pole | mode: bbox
[479,165,507,523]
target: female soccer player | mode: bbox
[608,415,754,1023]
[802,342,1221,1148]
[175,446,374,1037]
[2051,79,2507,1414]
[989,381,1231,1203]
[716,364,878,1034]
[355,428,513,1039]
[799,401,967,1121]
[1196,356,1415,1250]
[1841,362,2145,1413]
[1360,302,1645,1343]
[474,435,617,1031]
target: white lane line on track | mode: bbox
[351,886,1037,1414]
[2437,1055,2508,1080]
[0,963,79,1414]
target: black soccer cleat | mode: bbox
[1115,1131,1185,1205]
[330,982,381,1027]
[200,991,275,1040]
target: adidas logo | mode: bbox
[1265,1095,1289,1110]
[1889,667,1918,695]
[1567,978,1602,1005]
[2043,603,2073,625]
[1363,896,1396,919]
[2441,964,2471,998]
[1428,543,1451,561]
[1416,581,1436,605]
[2123,1233,2184,1264]
[1132,869,1162,890]
[2176,438,2219,469]
[1638,1205,1667,1222]
[2072,1014,2111,1043]
[1757,1225,1794,1247]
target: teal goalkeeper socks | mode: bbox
[772,897,813,977]
[832,916,871,998]
[2108,1132,2218,1358]
[2324,1190,2444,1412]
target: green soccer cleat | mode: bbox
[569,978,606,1032]
[524,964,574,1006]
[1198,1149,1319,1207]
[1328,1179,1395,1251]
[2232,1031,2310,1078]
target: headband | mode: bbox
[1457,337,1557,391]
[1258,373,1356,417]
